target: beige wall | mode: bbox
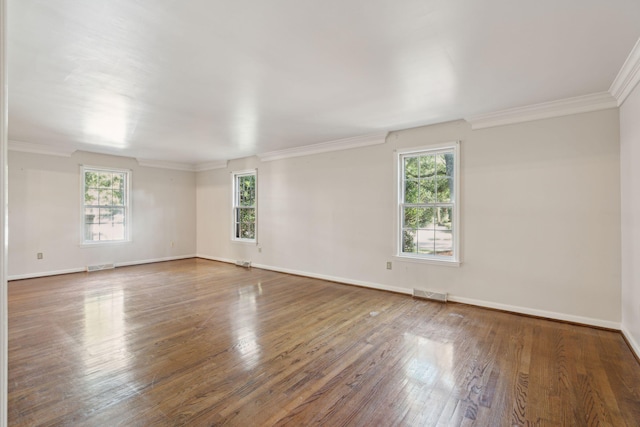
[197,111,621,327]
[8,150,197,278]
[620,82,640,355]
[7,109,622,328]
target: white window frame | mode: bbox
[231,169,258,243]
[395,142,460,266]
[81,165,131,245]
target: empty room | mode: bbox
[1,0,640,425]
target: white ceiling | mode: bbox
[8,0,640,165]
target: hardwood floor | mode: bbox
[8,258,640,426]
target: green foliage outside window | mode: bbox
[234,173,257,240]
[85,171,125,206]
[401,151,455,256]
[83,169,128,242]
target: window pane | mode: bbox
[247,223,255,239]
[85,189,99,205]
[436,206,452,229]
[240,223,249,238]
[403,207,418,228]
[436,177,452,203]
[404,157,418,179]
[419,155,435,178]
[417,207,434,228]
[97,223,124,241]
[240,223,255,240]
[435,207,453,255]
[238,175,256,207]
[420,178,436,203]
[112,174,124,190]
[404,180,418,203]
[85,171,97,188]
[85,208,98,224]
[402,229,417,253]
[85,224,99,241]
[99,189,112,205]
[98,208,114,224]
[440,153,454,178]
[113,189,124,206]
[436,154,447,177]
[417,228,435,254]
[405,207,434,229]
[111,208,125,224]
[239,208,255,224]
[97,172,112,188]
[234,205,256,240]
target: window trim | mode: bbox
[80,165,132,246]
[231,169,258,243]
[395,141,460,265]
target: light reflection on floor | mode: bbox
[83,289,131,382]
[403,332,454,408]
[231,282,263,371]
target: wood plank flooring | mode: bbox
[8,258,640,426]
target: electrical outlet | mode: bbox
[258,247,262,253]
[170,241,174,247]
[37,252,43,260]
[386,261,392,270]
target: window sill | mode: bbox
[232,239,257,245]
[80,240,131,247]
[394,255,461,267]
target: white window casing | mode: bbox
[396,142,460,265]
[232,169,258,243]
[81,165,131,245]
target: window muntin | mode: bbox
[399,145,458,262]
[82,166,130,244]
[233,171,257,242]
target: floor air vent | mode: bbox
[87,263,115,272]
[235,260,251,268]
[413,289,448,303]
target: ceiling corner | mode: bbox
[194,160,229,172]
[8,140,77,157]
[258,132,389,162]
[609,37,640,106]
[136,158,197,172]
[466,92,618,130]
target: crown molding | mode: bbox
[194,160,228,171]
[258,132,388,162]
[137,158,229,172]
[136,158,198,171]
[8,140,77,157]
[610,37,640,106]
[466,92,617,130]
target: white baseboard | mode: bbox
[196,255,411,295]
[621,325,640,360]
[8,267,87,281]
[447,296,620,330]
[115,254,196,268]
[9,254,197,281]
[196,254,236,264]
[251,262,413,296]
[196,255,620,330]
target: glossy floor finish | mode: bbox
[8,259,640,426]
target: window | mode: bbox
[398,143,459,263]
[82,166,131,244]
[232,170,257,242]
